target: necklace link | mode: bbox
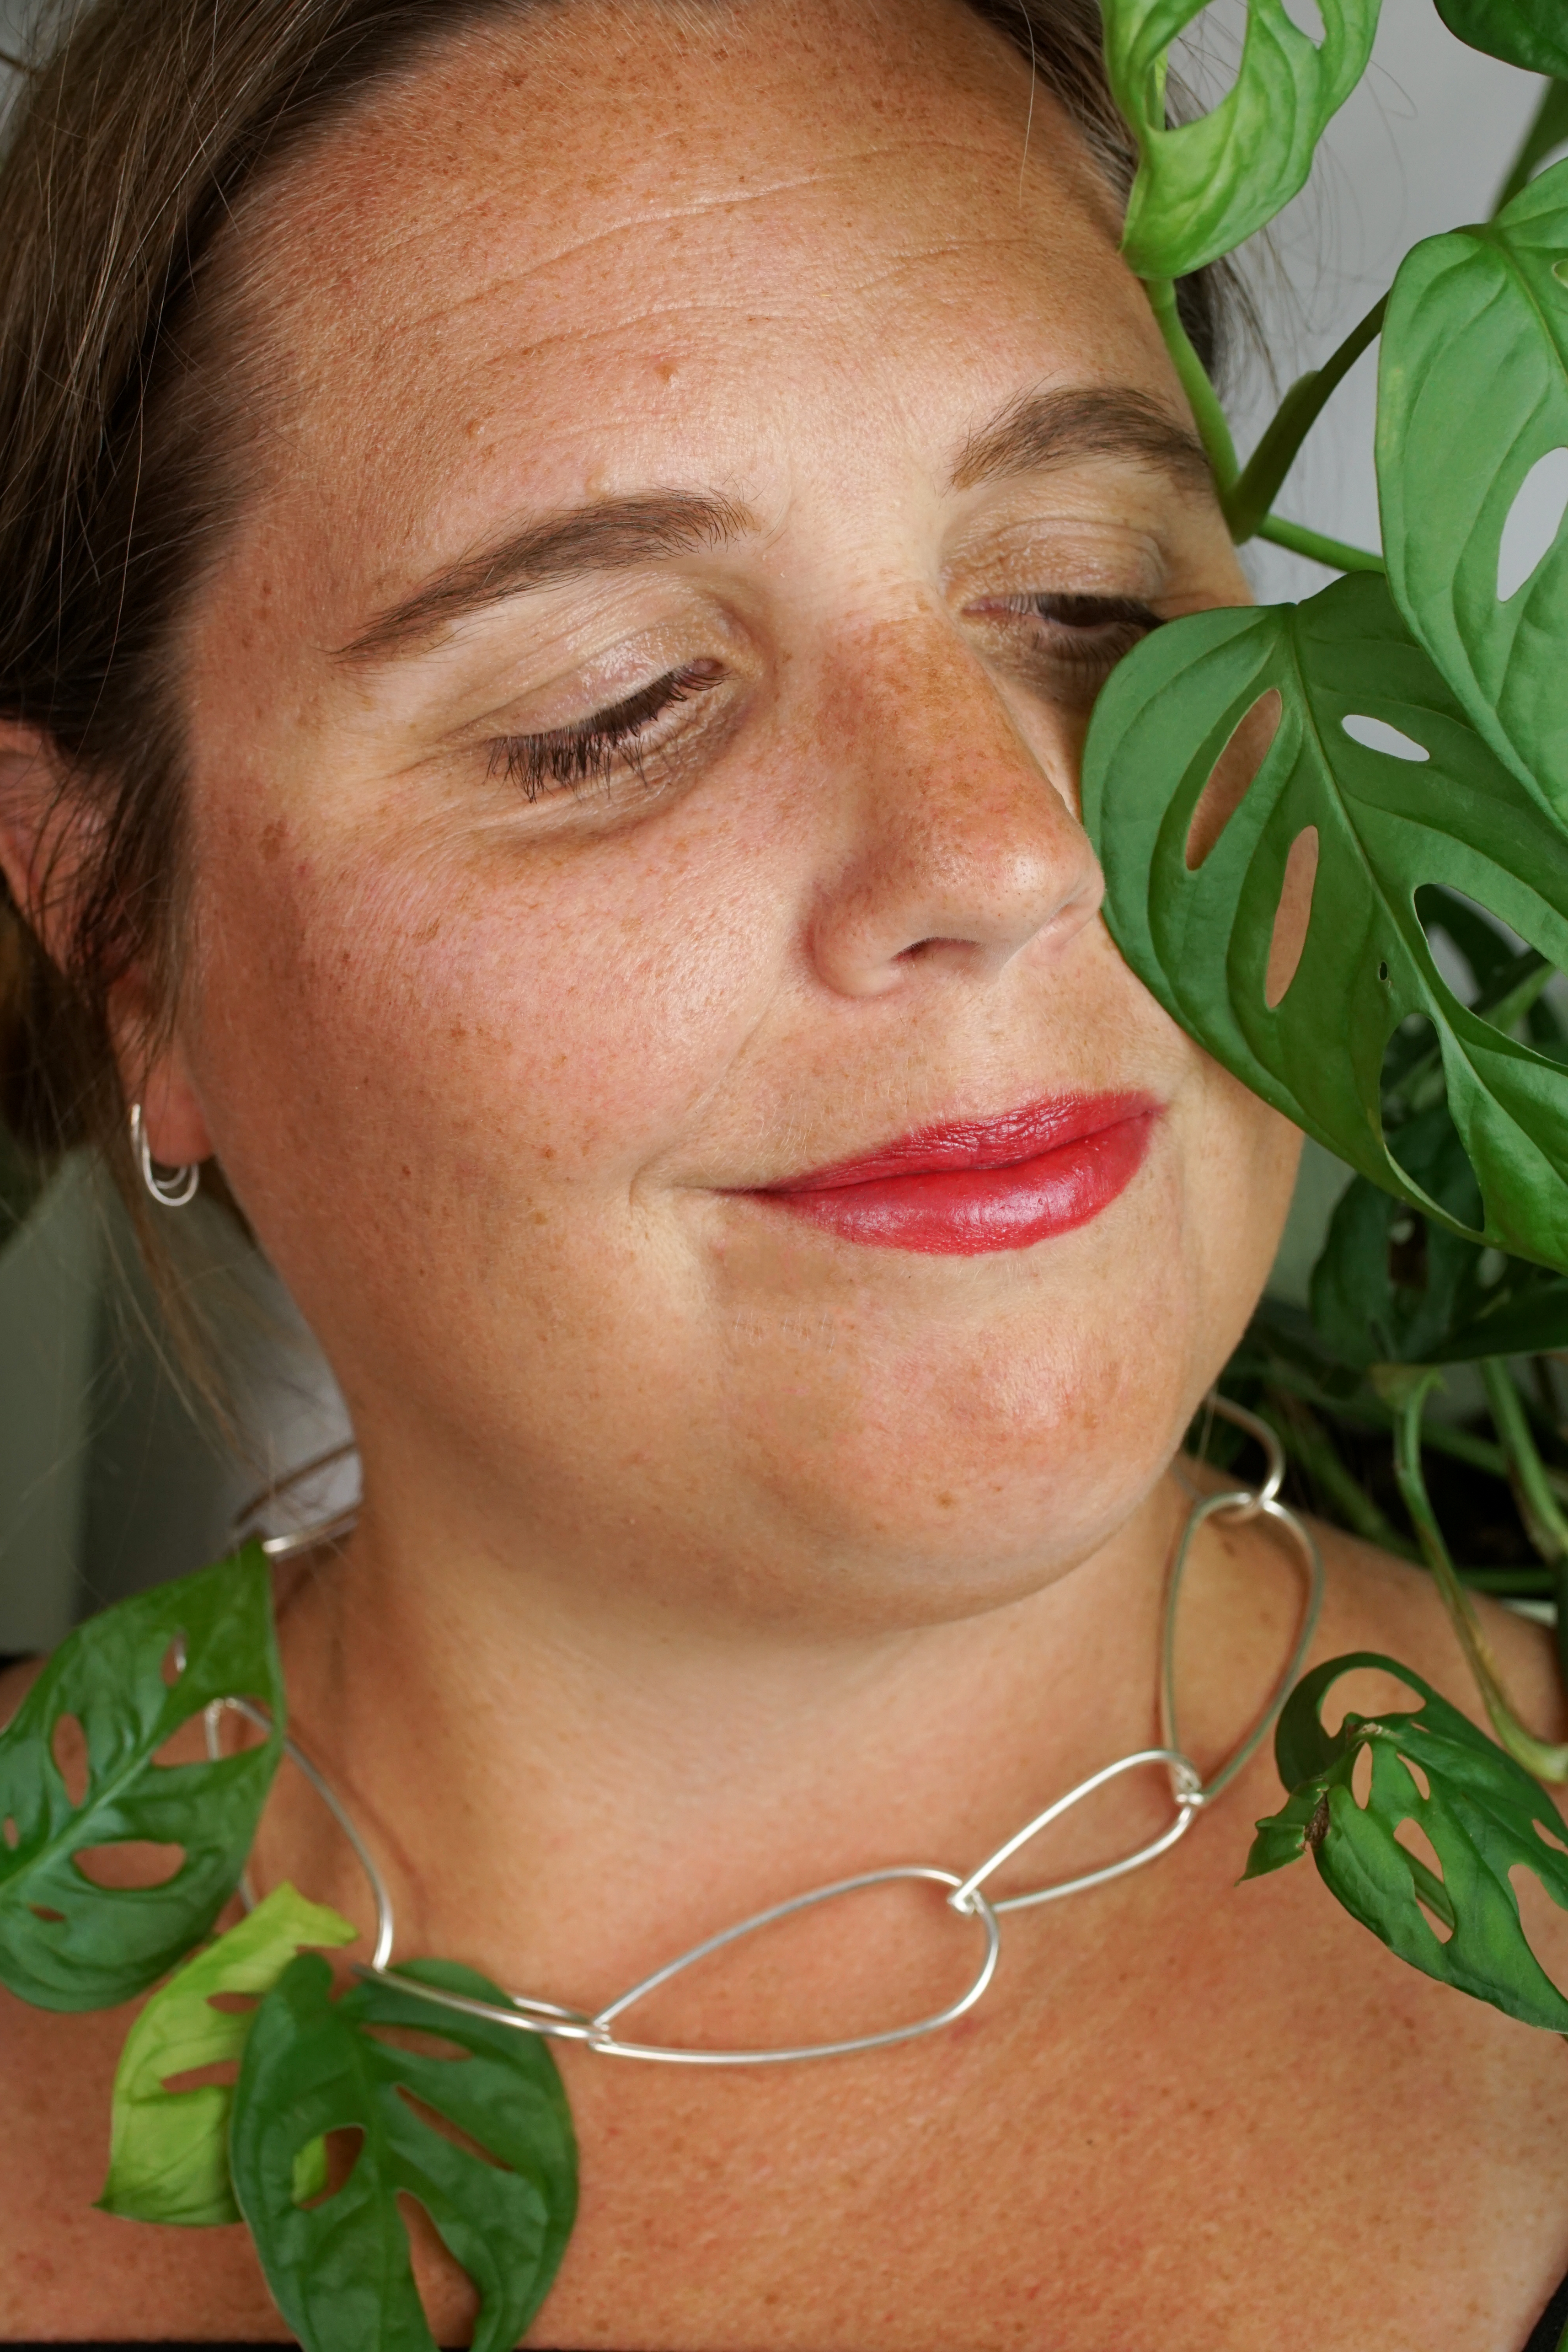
[223,1389,1322,2068]
[950,1746,1204,1918]
[586,1866,1001,2065]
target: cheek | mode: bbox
[172,767,1300,1590]
[1179,1065,1302,1345]
[180,797,782,1274]
[680,1080,1263,1577]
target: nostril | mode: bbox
[897,935,966,962]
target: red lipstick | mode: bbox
[751,1093,1158,1255]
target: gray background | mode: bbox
[0,0,1558,1648]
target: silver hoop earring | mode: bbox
[129,1102,201,1209]
[231,1439,362,1560]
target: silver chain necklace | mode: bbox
[215,1393,1322,2069]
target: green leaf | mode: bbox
[1246,1650,1568,2028]
[1080,570,1568,1270]
[1438,1273,1568,1357]
[100,1883,358,2228]
[1104,0,1382,278]
[1309,1100,1568,1363]
[1308,1105,1478,1366]
[1495,80,1568,214]
[1418,882,1531,996]
[230,1952,578,2352]
[0,1548,284,2011]
[1380,917,1560,1109]
[1379,161,1568,816]
[1433,0,1568,76]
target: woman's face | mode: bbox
[165,0,1298,1628]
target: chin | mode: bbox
[722,1287,1207,1624]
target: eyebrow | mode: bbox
[338,489,756,663]
[339,386,1209,664]
[951,386,1211,497]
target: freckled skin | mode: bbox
[166,5,1284,1625]
[4,3,1568,2345]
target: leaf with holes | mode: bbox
[1245,1651,1568,2027]
[1308,1100,1568,1363]
[1416,883,1532,1002]
[1080,570,1568,1267]
[0,1548,283,2011]
[1102,0,1382,279]
[100,1883,358,2228]
[230,1953,577,2352]
[1432,0,1568,75]
[1384,895,1568,1100]
[1379,161,1568,816]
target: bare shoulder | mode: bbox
[0,1947,278,2335]
[1270,1510,1568,2007]
[1307,1512,1568,1747]
[0,1982,123,2317]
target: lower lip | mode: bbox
[751,1098,1159,1257]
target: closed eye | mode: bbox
[968,591,1163,712]
[986,590,1161,649]
[488,658,725,800]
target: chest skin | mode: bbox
[5,1533,1568,2350]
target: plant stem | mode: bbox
[1143,277,1239,491]
[1418,1408,1546,1487]
[1387,1369,1568,1780]
[1385,950,1557,1110]
[1493,78,1568,217]
[1480,1356,1568,1692]
[1462,1564,1557,1595]
[1254,514,1386,573]
[1224,294,1388,543]
[1481,1357,1568,1556]
[1237,1355,1568,1504]
[1141,277,1387,572]
[1260,1388,1416,1557]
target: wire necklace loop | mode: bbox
[217,1391,1322,2068]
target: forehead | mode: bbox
[219,0,1158,629]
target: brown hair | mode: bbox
[0,0,1231,1264]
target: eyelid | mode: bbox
[486,657,724,801]
[472,587,1155,804]
[447,581,756,741]
[942,498,1175,594]
[971,590,1163,628]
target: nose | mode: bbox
[805,615,1105,1000]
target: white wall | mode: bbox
[1221,0,1551,593]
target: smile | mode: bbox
[748,1093,1161,1255]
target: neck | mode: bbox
[264,1470,1191,2010]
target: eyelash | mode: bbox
[1001,592,1161,660]
[486,596,1159,801]
[488,660,723,801]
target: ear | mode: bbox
[0,723,62,946]
[0,721,214,1171]
[130,1031,214,1173]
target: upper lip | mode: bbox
[760,1092,1159,1193]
